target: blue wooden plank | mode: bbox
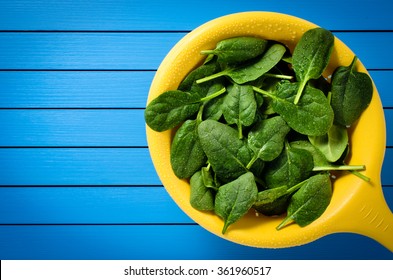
[0,33,185,70]
[0,148,392,186]
[0,186,191,224]
[371,70,393,107]
[0,225,391,259]
[0,71,155,108]
[0,70,391,108]
[0,187,391,224]
[0,0,392,31]
[334,32,393,70]
[0,32,392,70]
[0,109,147,147]
[0,148,161,185]
[1,109,390,147]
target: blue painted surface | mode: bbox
[1,0,392,31]
[0,0,392,259]
[0,71,155,108]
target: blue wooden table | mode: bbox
[0,0,392,259]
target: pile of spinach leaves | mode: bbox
[145,28,373,234]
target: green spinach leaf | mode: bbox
[201,165,218,190]
[263,142,314,189]
[214,172,258,233]
[253,186,290,216]
[145,90,201,132]
[202,83,226,121]
[178,62,221,98]
[255,82,334,136]
[222,84,257,139]
[170,119,207,179]
[277,173,332,229]
[292,28,334,104]
[330,56,373,126]
[247,116,291,167]
[201,36,268,66]
[289,140,330,167]
[197,43,287,84]
[198,120,252,182]
[308,123,348,163]
[190,170,215,211]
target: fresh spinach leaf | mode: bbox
[145,90,201,132]
[255,82,334,136]
[277,173,332,229]
[330,56,373,126]
[178,62,222,98]
[289,140,330,167]
[190,170,215,211]
[214,172,258,233]
[253,186,290,216]
[170,119,207,179]
[292,28,334,104]
[201,165,218,190]
[201,36,268,66]
[197,43,287,84]
[202,83,226,121]
[198,120,253,182]
[308,123,349,163]
[263,142,314,189]
[247,116,291,167]
[222,84,257,139]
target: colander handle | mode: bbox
[332,181,393,253]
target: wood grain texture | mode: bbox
[0,225,391,259]
[0,109,147,146]
[0,71,155,108]
[0,33,185,70]
[0,148,160,185]
[1,0,392,31]
[0,186,192,224]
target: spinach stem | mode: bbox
[276,215,293,230]
[199,87,226,102]
[312,165,365,171]
[238,122,243,139]
[350,56,358,72]
[294,79,307,105]
[200,50,215,55]
[196,71,226,84]
[252,86,275,99]
[350,170,371,182]
[196,104,204,124]
[313,165,370,182]
[286,180,307,195]
[246,153,259,170]
[264,73,293,80]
